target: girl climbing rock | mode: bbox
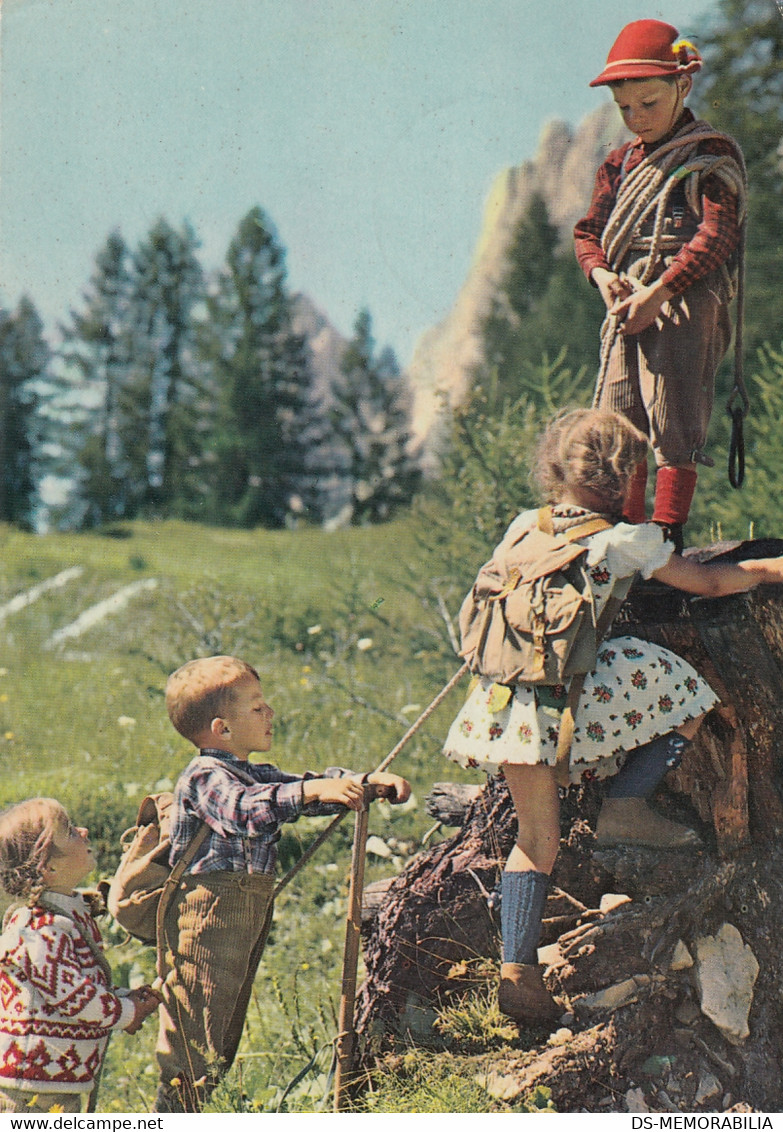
[444,408,783,1026]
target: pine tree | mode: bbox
[330,308,421,524]
[0,297,49,526]
[692,0,783,360]
[203,206,324,527]
[474,192,602,401]
[123,218,207,518]
[59,231,134,525]
[478,193,559,394]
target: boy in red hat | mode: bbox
[574,19,746,550]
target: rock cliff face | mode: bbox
[290,291,348,402]
[407,103,627,460]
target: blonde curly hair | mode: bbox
[0,798,70,904]
[533,408,649,515]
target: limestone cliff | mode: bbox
[290,291,348,402]
[407,104,627,459]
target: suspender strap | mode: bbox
[155,821,211,980]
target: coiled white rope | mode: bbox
[592,121,748,411]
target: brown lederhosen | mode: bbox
[598,250,732,468]
[154,871,274,1113]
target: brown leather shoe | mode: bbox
[498,962,560,1025]
[596,797,702,850]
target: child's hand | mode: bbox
[303,777,366,811]
[612,279,673,335]
[365,772,412,805]
[592,268,633,312]
[125,985,163,1034]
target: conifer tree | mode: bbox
[0,297,49,526]
[478,193,558,389]
[59,231,134,525]
[330,308,420,524]
[203,206,323,527]
[123,218,206,518]
[693,0,783,359]
[475,192,601,402]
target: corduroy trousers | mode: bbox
[598,266,732,468]
[154,871,275,1113]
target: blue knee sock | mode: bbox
[606,731,690,799]
[501,870,550,965]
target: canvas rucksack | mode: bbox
[458,507,631,785]
[105,792,209,947]
[458,507,628,686]
[105,755,276,961]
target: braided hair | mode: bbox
[0,798,70,907]
[533,408,649,516]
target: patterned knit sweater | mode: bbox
[0,892,135,1094]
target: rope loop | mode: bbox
[727,402,745,489]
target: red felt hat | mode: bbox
[589,19,702,87]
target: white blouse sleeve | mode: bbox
[586,521,674,580]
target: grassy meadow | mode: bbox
[0,515,518,1113]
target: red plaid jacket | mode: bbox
[574,110,742,296]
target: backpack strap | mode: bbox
[152,758,266,979]
[553,588,627,788]
[491,510,613,602]
[154,821,211,981]
[537,506,555,535]
[538,505,614,544]
[550,511,626,787]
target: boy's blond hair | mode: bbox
[0,798,70,901]
[533,408,649,514]
[166,655,260,743]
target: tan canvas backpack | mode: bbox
[105,792,209,946]
[458,508,631,784]
[458,507,626,685]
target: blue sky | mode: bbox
[1,0,717,366]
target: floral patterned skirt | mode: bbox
[442,635,719,785]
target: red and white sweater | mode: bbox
[0,892,135,1095]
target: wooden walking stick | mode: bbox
[333,784,372,1111]
[332,663,469,1111]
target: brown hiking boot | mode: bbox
[595,797,702,850]
[498,963,560,1026]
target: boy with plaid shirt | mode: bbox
[154,655,409,1112]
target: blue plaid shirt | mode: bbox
[170,748,353,876]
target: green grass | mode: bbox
[0,515,483,1112]
[360,1051,556,1114]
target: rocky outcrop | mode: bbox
[407,103,626,461]
[290,291,348,403]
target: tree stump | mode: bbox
[356,540,783,1111]
[617,537,783,852]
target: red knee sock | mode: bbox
[652,466,698,526]
[623,461,649,524]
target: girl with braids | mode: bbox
[574,20,747,551]
[444,409,783,1026]
[0,799,160,1113]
